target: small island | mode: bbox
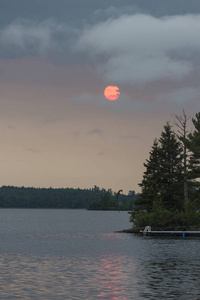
[128,111,200,234]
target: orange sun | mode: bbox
[104,86,120,101]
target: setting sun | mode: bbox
[104,86,120,101]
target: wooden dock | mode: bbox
[142,226,200,237]
[143,230,200,237]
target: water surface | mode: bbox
[0,209,200,299]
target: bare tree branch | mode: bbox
[172,109,191,203]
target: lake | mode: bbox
[0,209,200,299]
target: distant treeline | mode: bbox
[0,185,139,209]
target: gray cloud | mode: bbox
[162,87,200,102]
[87,128,103,136]
[7,125,15,130]
[1,12,200,89]
[69,131,81,137]
[0,18,77,59]
[68,129,103,138]
[92,5,140,22]
[76,14,200,85]
[98,152,104,156]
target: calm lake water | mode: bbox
[0,209,200,299]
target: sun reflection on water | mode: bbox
[95,255,128,299]
[0,253,140,300]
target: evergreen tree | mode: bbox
[135,138,161,212]
[134,122,183,214]
[131,118,200,230]
[158,122,183,210]
[187,112,200,192]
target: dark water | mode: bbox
[0,209,200,299]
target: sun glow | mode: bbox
[104,86,120,101]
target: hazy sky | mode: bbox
[0,0,200,194]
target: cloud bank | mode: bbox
[1,13,200,87]
[76,14,200,85]
[0,18,76,58]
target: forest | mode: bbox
[0,185,138,210]
[87,189,136,210]
[130,111,200,230]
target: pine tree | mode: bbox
[134,122,184,214]
[158,122,183,210]
[134,138,161,213]
[187,113,200,191]
[131,119,200,229]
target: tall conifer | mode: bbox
[187,112,200,191]
[135,138,161,212]
[158,122,183,210]
[134,122,183,213]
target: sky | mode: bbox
[0,0,200,194]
